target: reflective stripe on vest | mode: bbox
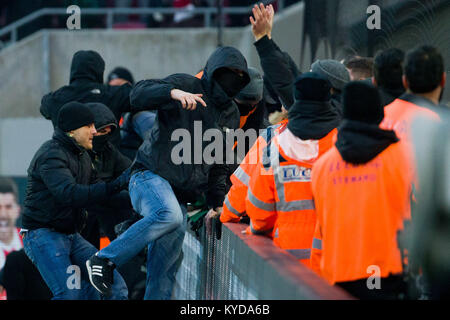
[233,166,250,186]
[250,220,273,235]
[278,200,315,212]
[312,238,322,250]
[269,139,315,212]
[247,189,276,212]
[286,249,311,260]
[224,195,244,217]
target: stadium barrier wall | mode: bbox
[174,221,354,300]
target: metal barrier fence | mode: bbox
[174,221,353,300]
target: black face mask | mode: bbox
[213,68,246,98]
[235,100,257,116]
[92,134,110,152]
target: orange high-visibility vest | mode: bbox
[99,236,110,250]
[381,98,440,142]
[220,120,288,223]
[381,97,440,188]
[195,70,204,79]
[310,222,322,275]
[245,126,337,265]
[311,143,413,284]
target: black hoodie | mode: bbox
[287,99,340,140]
[336,120,399,164]
[130,46,250,207]
[40,51,132,142]
[254,36,300,109]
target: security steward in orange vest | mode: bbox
[245,72,340,266]
[378,45,446,301]
[381,45,444,146]
[311,81,413,299]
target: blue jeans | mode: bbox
[97,170,186,300]
[133,111,156,140]
[23,228,128,300]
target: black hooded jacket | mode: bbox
[287,99,340,140]
[87,103,132,183]
[22,129,110,234]
[130,47,250,208]
[40,51,132,142]
[254,36,300,109]
[336,120,399,164]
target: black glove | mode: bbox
[106,168,131,195]
[212,215,222,240]
[190,218,204,239]
[114,211,142,237]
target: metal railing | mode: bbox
[174,221,354,300]
[0,0,285,45]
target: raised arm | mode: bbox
[250,3,299,109]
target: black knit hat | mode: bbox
[57,101,95,132]
[107,67,135,85]
[294,72,331,101]
[342,81,384,124]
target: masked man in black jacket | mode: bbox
[40,50,132,146]
[87,46,250,300]
[82,102,133,247]
[21,102,129,300]
[83,102,147,299]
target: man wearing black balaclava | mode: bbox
[86,46,250,300]
[80,102,133,249]
[227,67,267,181]
[21,101,130,300]
[81,102,146,300]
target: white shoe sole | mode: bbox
[86,260,109,296]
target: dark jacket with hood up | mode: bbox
[254,35,300,109]
[22,129,111,234]
[87,102,132,182]
[130,46,250,208]
[40,51,132,144]
[254,36,346,119]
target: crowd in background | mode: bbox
[0,0,302,34]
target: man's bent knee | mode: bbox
[169,207,183,231]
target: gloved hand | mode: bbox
[106,168,131,195]
[204,207,223,240]
[114,211,142,237]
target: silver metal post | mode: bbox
[42,31,51,93]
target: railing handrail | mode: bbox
[0,1,284,41]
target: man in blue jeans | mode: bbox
[87,46,250,299]
[21,102,130,299]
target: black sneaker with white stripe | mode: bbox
[86,253,115,297]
